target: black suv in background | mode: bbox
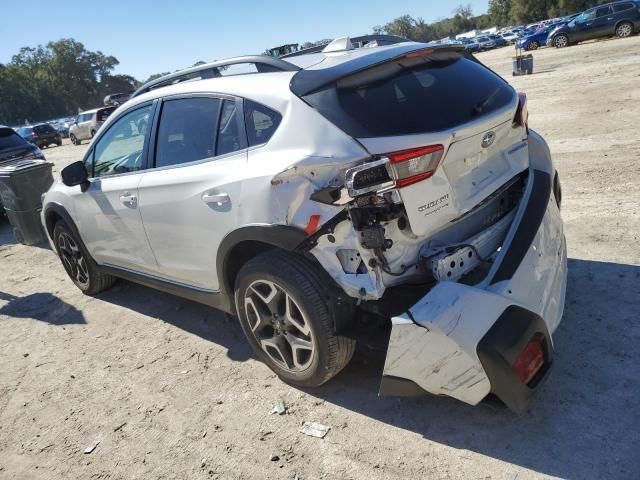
[548,1,640,47]
[17,124,62,148]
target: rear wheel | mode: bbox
[616,22,633,38]
[235,251,355,387]
[528,40,539,50]
[53,221,116,295]
[554,34,569,48]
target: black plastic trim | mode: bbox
[101,265,233,313]
[477,305,553,413]
[216,225,309,294]
[489,169,551,285]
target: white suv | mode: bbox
[42,40,567,412]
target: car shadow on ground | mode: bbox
[95,281,254,363]
[300,258,640,479]
[0,291,86,325]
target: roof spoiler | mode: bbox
[289,42,466,97]
[131,55,300,99]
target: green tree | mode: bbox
[488,0,513,26]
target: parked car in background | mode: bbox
[487,34,508,47]
[69,106,117,145]
[17,124,62,148]
[473,36,497,50]
[499,31,519,43]
[547,1,640,48]
[517,23,560,50]
[55,122,69,138]
[104,93,131,106]
[0,126,46,214]
[457,37,480,51]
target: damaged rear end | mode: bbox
[287,43,567,411]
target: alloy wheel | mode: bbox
[244,279,315,372]
[57,232,90,288]
[529,41,539,50]
[617,23,632,37]
[555,35,568,48]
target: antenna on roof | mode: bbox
[322,37,354,53]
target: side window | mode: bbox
[155,97,220,168]
[92,105,152,178]
[613,2,633,12]
[216,100,245,156]
[595,6,611,17]
[243,100,282,147]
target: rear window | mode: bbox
[303,55,515,138]
[0,128,28,149]
[34,124,54,133]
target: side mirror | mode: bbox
[61,161,89,189]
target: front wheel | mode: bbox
[616,22,633,38]
[70,134,80,145]
[235,251,355,387]
[528,40,539,50]
[53,221,116,295]
[554,34,569,48]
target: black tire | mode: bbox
[234,250,355,387]
[56,140,62,146]
[53,221,116,295]
[554,34,569,48]
[528,40,539,50]
[70,134,79,145]
[90,130,96,138]
[616,21,633,38]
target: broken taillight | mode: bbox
[387,145,444,188]
[513,335,545,385]
[513,92,528,128]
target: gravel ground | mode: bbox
[1,36,639,480]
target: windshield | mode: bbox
[0,128,28,150]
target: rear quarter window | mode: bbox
[243,100,282,147]
[303,55,514,138]
[613,2,634,12]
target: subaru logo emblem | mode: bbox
[481,131,496,148]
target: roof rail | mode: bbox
[131,55,300,99]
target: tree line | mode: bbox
[0,1,613,125]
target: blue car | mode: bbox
[517,23,562,50]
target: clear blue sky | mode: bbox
[1,0,489,81]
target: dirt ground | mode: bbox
[1,36,639,480]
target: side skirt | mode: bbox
[100,265,234,314]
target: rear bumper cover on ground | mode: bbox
[380,142,567,411]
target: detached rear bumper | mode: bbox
[380,158,567,412]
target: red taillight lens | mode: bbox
[387,145,444,188]
[514,92,528,128]
[513,335,545,385]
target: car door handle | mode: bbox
[202,192,230,205]
[119,194,137,207]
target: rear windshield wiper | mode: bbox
[472,87,501,116]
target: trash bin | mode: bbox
[513,54,534,76]
[0,159,54,245]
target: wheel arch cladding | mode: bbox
[216,225,308,295]
[44,203,75,239]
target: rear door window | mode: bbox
[595,6,612,17]
[303,55,514,138]
[613,2,634,12]
[154,97,221,168]
[243,100,282,146]
[0,128,28,149]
